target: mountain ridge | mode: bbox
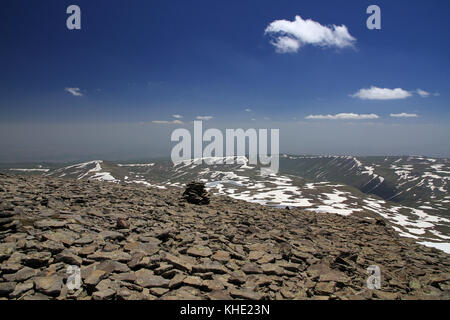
[2,155,449,253]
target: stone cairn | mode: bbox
[182,181,210,205]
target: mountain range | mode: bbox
[2,155,449,253]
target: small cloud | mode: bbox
[152,120,184,125]
[416,89,430,98]
[172,114,183,119]
[351,86,412,100]
[390,113,419,118]
[305,113,379,120]
[152,121,170,124]
[196,116,213,121]
[265,15,356,53]
[245,108,252,112]
[433,92,440,97]
[251,118,256,121]
[65,87,83,96]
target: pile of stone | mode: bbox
[182,182,210,205]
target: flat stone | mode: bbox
[169,274,187,290]
[429,274,450,285]
[228,271,246,285]
[261,264,283,276]
[374,290,399,300]
[192,262,227,274]
[97,260,131,274]
[183,276,203,288]
[55,250,82,266]
[249,251,265,261]
[208,290,232,300]
[34,219,67,229]
[319,270,351,283]
[258,254,276,264]
[4,267,38,282]
[149,287,169,296]
[161,286,203,300]
[0,263,22,274]
[88,250,132,262]
[163,253,193,273]
[242,263,262,274]
[42,231,75,246]
[78,245,97,256]
[202,280,225,292]
[74,236,95,245]
[187,246,213,258]
[93,288,116,300]
[22,251,52,268]
[98,231,125,241]
[229,288,263,300]
[314,281,336,295]
[211,251,230,263]
[154,263,173,275]
[85,270,107,286]
[280,287,296,299]
[41,241,65,254]
[111,272,137,283]
[0,282,16,296]
[116,287,143,300]
[9,281,34,298]
[0,217,14,226]
[22,293,51,300]
[135,269,170,288]
[34,276,63,296]
[307,262,332,279]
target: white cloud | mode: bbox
[152,120,184,124]
[351,86,412,100]
[245,108,252,112]
[390,113,419,118]
[65,87,83,96]
[265,15,356,53]
[196,116,213,121]
[172,114,183,119]
[305,113,379,120]
[416,89,430,98]
[270,36,301,53]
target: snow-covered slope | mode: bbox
[3,155,450,253]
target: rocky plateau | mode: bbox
[0,173,449,300]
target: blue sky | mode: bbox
[0,0,449,161]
